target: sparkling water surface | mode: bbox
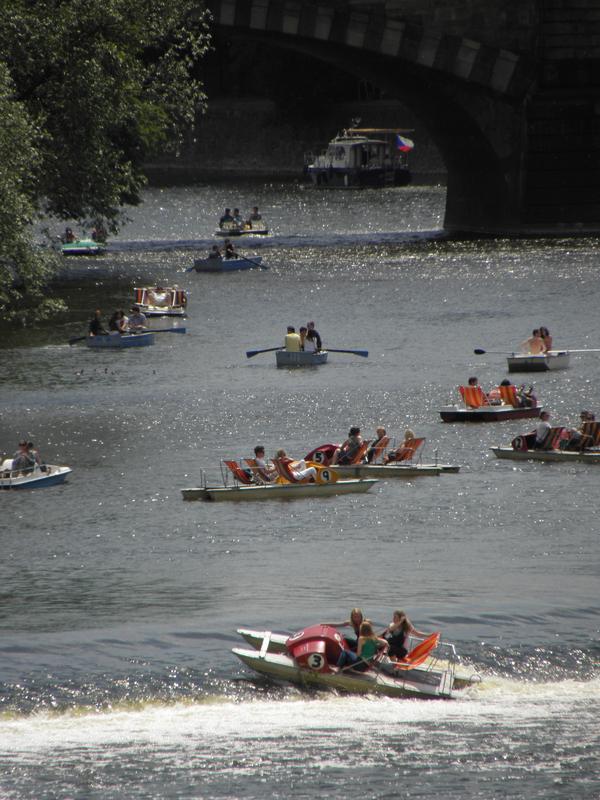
[0,183,598,798]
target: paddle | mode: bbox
[326,348,368,358]
[246,346,283,358]
[237,254,267,269]
[68,328,185,345]
[474,348,513,355]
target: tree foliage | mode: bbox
[0,0,210,322]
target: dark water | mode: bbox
[0,184,599,799]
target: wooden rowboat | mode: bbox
[0,462,72,489]
[85,333,155,349]
[194,256,263,273]
[491,447,600,464]
[507,351,570,372]
[276,350,328,368]
[181,478,377,502]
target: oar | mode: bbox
[237,254,267,269]
[326,348,368,358]
[474,348,514,355]
[68,336,88,345]
[246,346,283,358]
[68,328,186,345]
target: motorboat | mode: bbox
[0,460,72,489]
[133,287,187,317]
[193,255,263,273]
[215,220,269,237]
[232,625,480,700]
[304,124,412,188]
[85,332,155,348]
[61,239,105,256]
[276,350,328,368]
[507,351,570,372]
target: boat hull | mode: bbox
[85,333,155,348]
[276,351,328,368]
[0,465,71,489]
[61,240,105,256]
[440,405,542,422]
[140,307,186,317]
[181,478,377,502]
[507,352,570,372]
[215,227,269,237]
[194,256,263,273]
[333,463,443,478]
[492,447,600,463]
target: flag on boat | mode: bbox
[395,134,414,152]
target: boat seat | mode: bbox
[538,427,567,451]
[498,384,520,408]
[581,421,600,448]
[347,440,371,465]
[368,436,390,464]
[394,632,441,671]
[223,460,254,485]
[385,437,425,464]
[459,385,490,408]
[244,458,276,484]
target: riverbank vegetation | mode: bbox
[0,0,210,322]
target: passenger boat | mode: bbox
[507,351,570,372]
[61,239,105,256]
[304,441,460,477]
[193,255,263,273]
[304,124,412,188]
[232,625,480,700]
[276,350,328,368]
[440,383,542,422]
[133,287,187,317]
[85,332,155,349]
[0,460,72,489]
[215,220,269,237]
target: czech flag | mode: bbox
[395,134,414,152]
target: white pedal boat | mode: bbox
[181,478,377,501]
[492,447,600,464]
[233,626,480,699]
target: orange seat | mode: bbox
[368,436,390,464]
[498,384,520,408]
[347,440,371,465]
[223,459,253,485]
[459,385,489,408]
[581,420,600,447]
[386,437,425,464]
[272,456,312,484]
[538,427,567,451]
[244,458,276,483]
[394,632,441,671]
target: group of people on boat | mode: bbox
[218,206,263,230]
[88,306,147,337]
[514,409,598,451]
[466,376,537,408]
[520,326,552,354]
[62,223,107,244]
[284,321,322,352]
[3,440,44,476]
[321,607,430,671]
[208,239,239,260]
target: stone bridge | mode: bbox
[207,0,600,235]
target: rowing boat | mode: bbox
[181,478,377,502]
[193,256,263,273]
[491,447,600,464]
[85,333,155,348]
[507,351,570,372]
[233,626,480,700]
[276,350,328,368]
[440,405,541,422]
[61,239,105,256]
[0,461,72,489]
[133,287,187,317]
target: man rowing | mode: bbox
[520,329,546,355]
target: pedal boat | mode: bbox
[61,239,105,256]
[215,220,269,237]
[440,405,542,422]
[507,351,570,372]
[276,350,328,368]
[492,447,600,464]
[305,442,459,477]
[0,461,72,489]
[133,287,187,317]
[85,332,155,348]
[182,478,376,502]
[193,256,263,273]
[233,626,480,700]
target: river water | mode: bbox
[0,183,599,799]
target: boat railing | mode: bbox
[0,463,51,483]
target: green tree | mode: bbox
[0,0,210,322]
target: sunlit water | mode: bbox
[1,183,599,798]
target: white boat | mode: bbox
[215,220,269,237]
[194,255,263,273]
[0,460,72,489]
[232,626,479,700]
[304,124,412,188]
[276,350,328,368]
[492,447,600,464]
[507,351,570,372]
[333,463,443,478]
[133,287,187,317]
[181,478,377,502]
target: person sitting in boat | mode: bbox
[520,329,546,355]
[366,426,387,463]
[63,227,77,243]
[148,287,170,307]
[128,305,147,332]
[307,321,322,351]
[320,607,370,651]
[382,610,429,661]
[253,445,277,482]
[304,329,318,353]
[561,410,596,451]
[284,326,302,352]
[12,440,38,474]
[232,208,243,227]
[208,244,222,260]
[246,206,262,227]
[219,208,233,228]
[299,326,308,350]
[275,449,317,482]
[517,384,537,408]
[91,222,107,243]
[108,310,127,335]
[223,239,238,259]
[539,326,552,351]
[88,309,107,337]
[383,429,415,464]
[337,622,389,671]
[331,427,364,465]
[518,411,552,450]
